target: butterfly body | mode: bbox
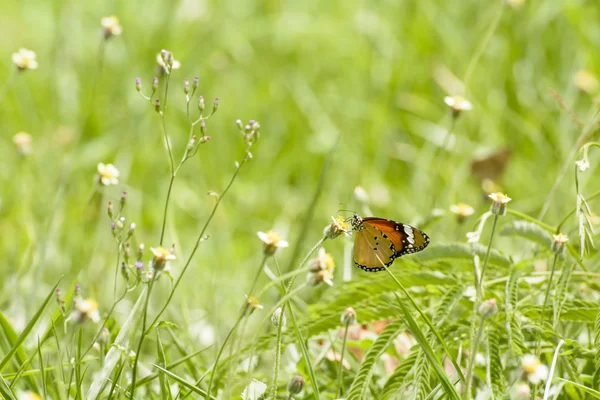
[351,213,430,272]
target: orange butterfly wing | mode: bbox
[362,218,430,257]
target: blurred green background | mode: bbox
[1,0,600,337]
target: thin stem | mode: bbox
[206,317,243,398]
[248,255,269,296]
[129,274,157,399]
[148,153,251,333]
[159,174,175,246]
[285,236,327,292]
[270,304,286,400]
[0,68,17,102]
[463,3,504,89]
[543,340,565,400]
[113,244,121,299]
[336,321,351,398]
[540,253,560,328]
[464,315,486,400]
[478,214,499,298]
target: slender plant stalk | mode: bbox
[128,274,157,399]
[464,315,486,400]
[269,259,287,400]
[148,152,252,332]
[205,316,243,397]
[543,340,565,400]
[540,253,559,328]
[336,320,351,398]
[478,214,499,298]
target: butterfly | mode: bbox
[350,213,430,272]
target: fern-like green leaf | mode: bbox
[505,268,525,356]
[380,351,419,399]
[499,220,553,248]
[412,243,511,268]
[346,320,405,400]
[412,351,431,400]
[487,329,506,398]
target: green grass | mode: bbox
[2,0,600,398]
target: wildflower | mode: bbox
[574,70,598,94]
[156,50,181,73]
[450,202,474,223]
[310,248,335,272]
[242,295,264,316]
[150,246,176,271]
[13,132,32,155]
[488,192,511,216]
[521,354,549,384]
[576,158,590,172]
[308,268,334,286]
[12,48,38,70]
[73,298,100,323]
[287,375,304,395]
[271,307,286,328]
[96,163,120,186]
[444,95,472,117]
[241,379,267,400]
[238,119,261,145]
[552,233,569,254]
[257,231,289,256]
[323,216,350,239]
[101,16,122,39]
[477,298,498,318]
[341,307,357,325]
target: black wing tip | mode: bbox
[354,258,394,273]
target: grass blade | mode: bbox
[153,364,215,399]
[393,294,461,400]
[0,279,61,372]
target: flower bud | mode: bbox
[200,136,211,143]
[198,96,205,111]
[154,98,161,113]
[116,217,125,230]
[137,243,144,261]
[200,120,207,134]
[341,307,357,325]
[107,201,113,218]
[287,376,304,395]
[187,136,197,150]
[75,283,81,296]
[98,327,110,345]
[552,233,569,254]
[183,78,190,94]
[120,191,127,209]
[152,77,159,90]
[135,77,142,92]
[129,223,136,234]
[124,243,131,263]
[55,288,61,304]
[135,261,144,276]
[212,97,219,113]
[121,261,129,280]
[271,307,286,328]
[192,76,199,90]
[478,298,498,318]
[236,119,243,130]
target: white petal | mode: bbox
[277,240,289,248]
[257,231,269,243]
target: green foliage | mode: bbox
[3,0,600,399]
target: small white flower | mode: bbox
[96,163,120,186]
[241,379,267,400]
[576,159,590,172]
[12,48,38,70]
[156,50,181,71]
[522,354,549,384]
[101,16,122,38]
[257,231,289,256]
[73,298,100,323]
[13,132,32,155]
[444,95,472,114]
